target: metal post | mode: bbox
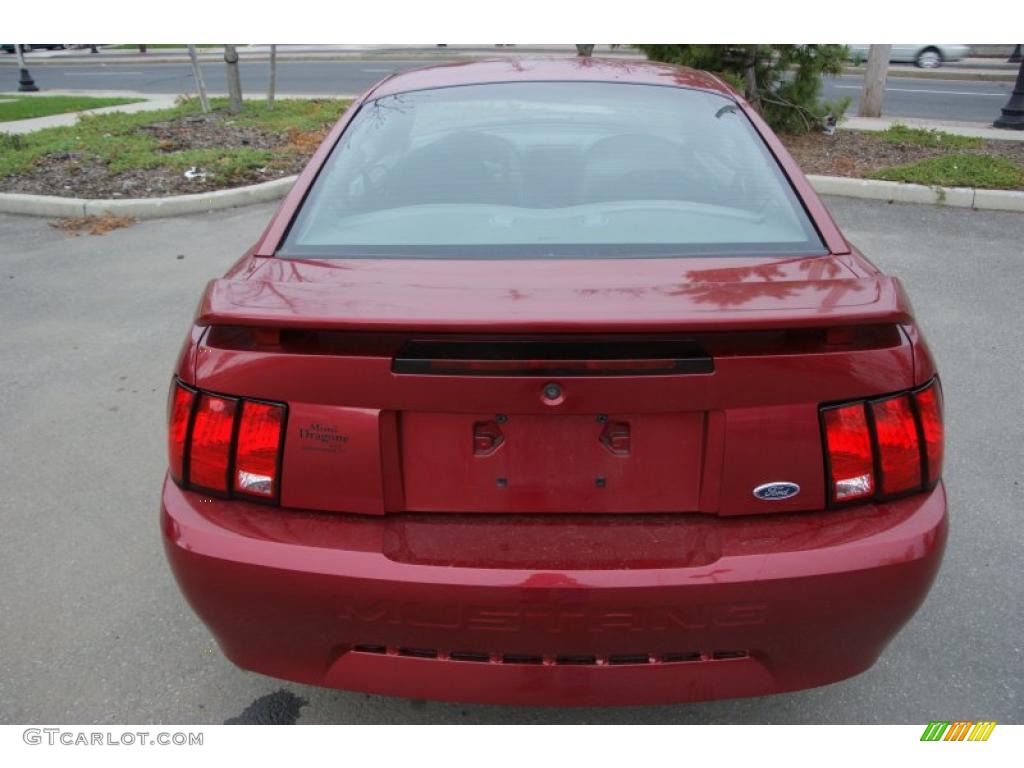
[994,58,1024,130]
[186,45,210,113]
[15,44,39,92]
[267,44,276,109]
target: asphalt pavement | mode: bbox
[821,75,1014,122]
[0,197,1022,724]
[1,55,1015,124]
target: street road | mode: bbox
[2,57,1014,123]
[821,75,1013,122]
[0,197,1021,724]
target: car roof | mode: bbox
[368,57,737,100]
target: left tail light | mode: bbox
[167,379,286,502]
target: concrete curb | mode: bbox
[807,175,1024,211]
[0,176,297,219]
[1,174,1022,220]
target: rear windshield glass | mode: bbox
[279,82,826,259]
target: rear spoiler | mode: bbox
[195,275,914,333]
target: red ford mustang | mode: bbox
[162,58,946,706]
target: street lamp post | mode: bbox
[994,58,1024,129]
[15,44,39,92]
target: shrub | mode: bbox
[638,44,850,134]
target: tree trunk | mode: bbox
[743,46,759,109]
[859,44,891,118]
[267,45,277,109]
[187,45,211,114]
[224,44,243,114]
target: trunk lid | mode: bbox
[190,255,917,517]
[198,255,912,332]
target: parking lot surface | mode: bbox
[0,197,1021,724]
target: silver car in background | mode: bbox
[847,44,971,69]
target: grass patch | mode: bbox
[870,154,1024,189]
[0,97,349,183]
[877,123,983,149]
[0,95,143,122]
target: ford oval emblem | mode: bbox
[753,482,801,501]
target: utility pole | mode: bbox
[267,45,277,109]
[994,57,1024,130]
[187,45,211,114]
[15,44,38,92]
[858,44,891,118]
[224,44,243,114]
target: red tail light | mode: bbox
[822,403,875,503]
[914,380,944,483]
[871,395,922,495]
[233,401,285,499]
[189,394,238,492]
[821,377,944,506]
[167,381,196,483]
[167,379,286,502]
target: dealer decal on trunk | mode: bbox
[297,422,349,453]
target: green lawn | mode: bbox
[0,95,143,123]
[0,98,350,182]
[876,123,984,150]
[870,154,1024,189]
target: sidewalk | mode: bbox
[0,92,179,134]
[13,46,1020,66]
[0,44,643,66]
[4,87,1022,142]
[4,46,1017,81]
[845,62,1017,82]
[840,116,1024,142]
[0,91,355,135]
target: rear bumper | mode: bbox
[162,477,947,706]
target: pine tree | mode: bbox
[637,44,849,134]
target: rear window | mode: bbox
[279,81,826,259]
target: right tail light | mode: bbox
[821,377,943,506]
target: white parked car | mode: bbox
[847,44,971,69]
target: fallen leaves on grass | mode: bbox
[830,155,858,176]
[284,127,328,154]
[51,214,138,236]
